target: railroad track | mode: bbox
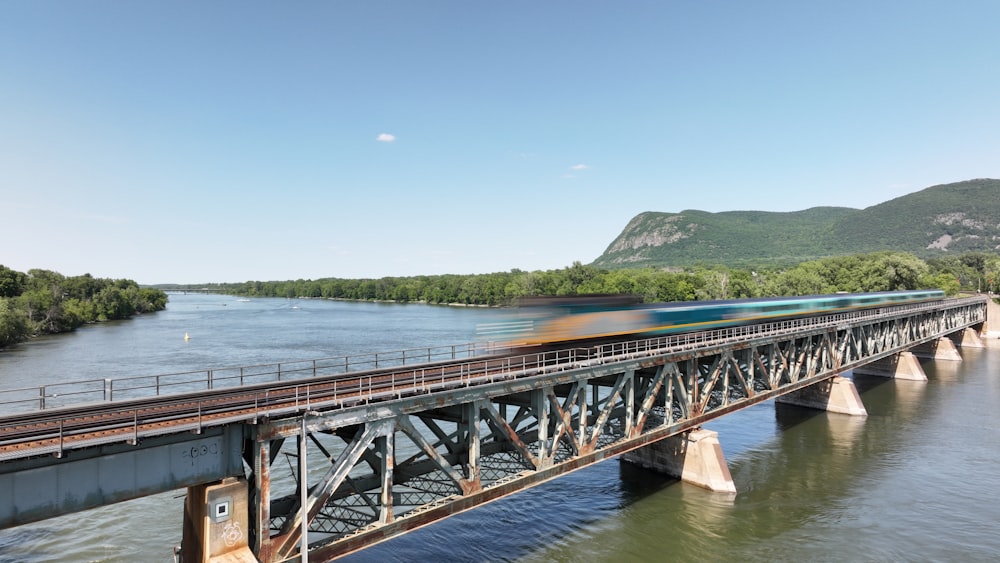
[0,350,574,460]
[5,298,961,461]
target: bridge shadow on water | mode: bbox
[516,368,947,563]
[340,452,682,562]
[340,400,873,562]
[342,374,931,563]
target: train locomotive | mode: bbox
[487,290,945,346]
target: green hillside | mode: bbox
[828,178,1000,254]
[593,179,1000,269]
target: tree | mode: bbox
[861,252,928,291]
[917,272,960,296]
[727,270,762,299]
[0,299,29,347]
[0,265,26,298]
[17,289,57,332]
[0,267,167,347]
[137,288,168,312]
[767,267,830,296]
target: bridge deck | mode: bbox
[0,296,981,461]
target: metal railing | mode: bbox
[0,296,984,416]
[0,342,502,414]
[0,297,986,460]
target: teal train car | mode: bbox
[510,290,945,346]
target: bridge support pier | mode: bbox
[953,327,986,348]
[854,351,927,381]
[983,296,1000,338]
[622,429,736,493]
[774,375,868,416]
[911,337,963,361]
[179,477,257,563]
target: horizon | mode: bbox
[16,176,999,286]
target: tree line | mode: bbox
[7,250,995,349]
[176,251,1000,306]
[0,266,168,348]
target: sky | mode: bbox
[2,2,998,285]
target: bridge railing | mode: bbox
[0,341,503,413]
[588,297,966,358]
[0,297,987,460]
[0,296,984,415]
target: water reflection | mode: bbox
[519,346,996,563]
[925,356,963,383]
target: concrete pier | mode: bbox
[854,351,927,381]
[180,477,257,563]
[774,375,868,416]
[911,337,963,361]
[622,429,736,493]
[983,296,1000,339]
[953,327,986,348]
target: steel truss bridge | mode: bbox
[0,295,989,562]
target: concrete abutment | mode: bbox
[983,296,1000,338]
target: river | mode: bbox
[0,293,998,562]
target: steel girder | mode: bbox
[244,297,986,562]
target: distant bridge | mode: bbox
[161,288,229,295]
[0,295,990,562]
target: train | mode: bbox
[482,290,945,346]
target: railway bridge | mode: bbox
[0,295,990,562]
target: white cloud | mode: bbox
[570,164,590,171]
[376,133,396,142]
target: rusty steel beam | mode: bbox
[243,297,986,561]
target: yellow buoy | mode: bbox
[184,332,190,341]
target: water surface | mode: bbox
[1,294,998,562]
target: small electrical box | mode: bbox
[211,497,232,523]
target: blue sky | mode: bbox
[2,2,998,285]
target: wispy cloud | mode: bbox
[563,163,591,179]
[376,133,396,142]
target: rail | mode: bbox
[0,297,982,415]
[0,296,981,416]
[0,296,984,460]
[0,342,500,414]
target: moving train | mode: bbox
[483,290,945,346]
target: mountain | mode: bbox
[593,178,1000,269]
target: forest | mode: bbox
[172,251,999,306]
[0,266,168,348]
[6,250,996,350]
